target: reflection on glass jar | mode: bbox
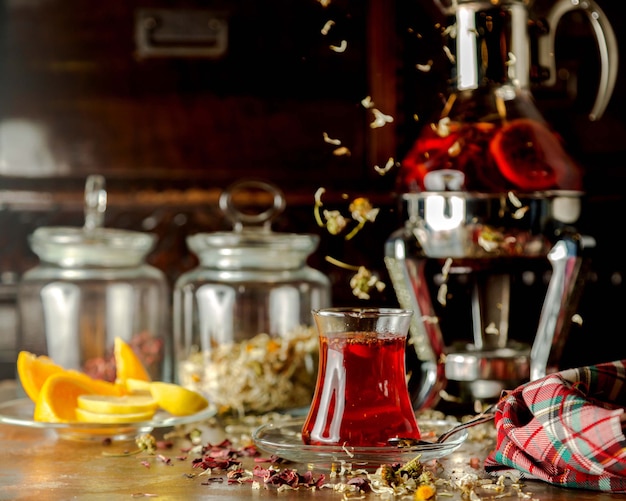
[174,180,331,417]
[17,176,170,383]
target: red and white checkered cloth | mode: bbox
[484,360,626,492]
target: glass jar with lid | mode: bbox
[174,180,331,417]
[17,176,170,383]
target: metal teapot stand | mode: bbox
[385,192,592,409]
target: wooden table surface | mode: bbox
[0,381,624,501]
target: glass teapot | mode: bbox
[386,0,618,411]
[398,0,618,194]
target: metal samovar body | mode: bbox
[386,192,592,409]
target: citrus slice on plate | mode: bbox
[17,351,66,403]
[149,382,209,416]
[77,394,158,416]
[125,378,152,395]
[75,407,156,424]
[114,337,151,384]
[34,371,121,423]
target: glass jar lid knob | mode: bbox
[83,174,107,234]
[218,179,286,233]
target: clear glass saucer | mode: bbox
[0,398,216,442]
[252,418,468,467]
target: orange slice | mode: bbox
[34,371,121,423]
[114,337,151,384]
[149,382,209,416]
[17,351,66,403]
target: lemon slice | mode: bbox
[75,407,156,424]
[77,394,158,415]
[125,378,152,395]
[149,382,209,416]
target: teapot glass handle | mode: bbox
[538,0,618,121]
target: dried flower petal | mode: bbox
[431,117,451,137]
[443,45,455,63]
[437,283,448,306]
[448,140,462,157]
[370,108,394,128]
[332,146,351,156]
[322,132,341,145]
[512,206,529,219]
[441,257,453,279]
[180,328,318,416]
[330,40,347,52]
[314,187,325,205]
[484,322,499,335]
[361,95,374,108]
[320,20,335,35]
[507,191,522,208]
[416,60,433,72]
[421,315,439,324]
[314,187,326,227]
[374,157,395,175]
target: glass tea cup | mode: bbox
[301,307,421,447]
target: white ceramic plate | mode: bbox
[253,418,468,468]
[0,397,216,442]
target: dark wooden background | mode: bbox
[0,0,625,379]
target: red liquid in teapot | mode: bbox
[399,118,582,193]
[301,332,420,447]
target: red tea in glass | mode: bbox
[301,308,420,447]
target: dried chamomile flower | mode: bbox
[325,258,386,301]
[399,455,423,479]
[350,197,378,223]
[345,197,379,240]
[414,483,436,500]
[136,433,157,453]
[324,209,348,235]
[477,227,504,252]
[350,266,385,300]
